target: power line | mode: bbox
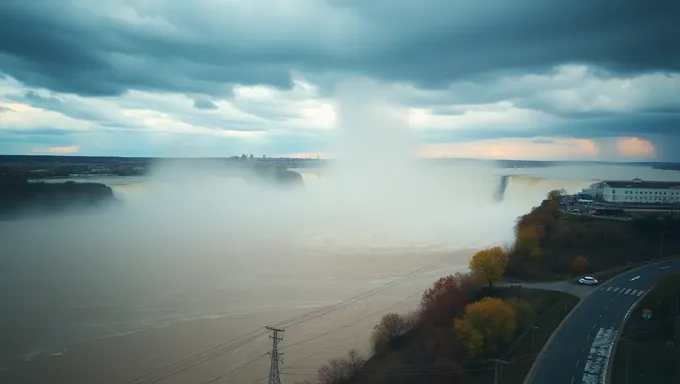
[281,289,423,353]
[277,237,484,329]
[126,235,486,384]
[124,330,266,384]
[201,352,270,384]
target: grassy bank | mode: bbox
[610,271,680,383]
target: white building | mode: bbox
[601,179,680,204]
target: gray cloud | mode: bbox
[192,98,218,110]
[5,90,140,129]
[0,0,678,98]
[420,111,680,145]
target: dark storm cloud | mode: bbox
[342,0,680,85]
[0,0,678,97]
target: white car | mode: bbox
[578,276,599,285]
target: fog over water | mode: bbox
[2,80,680,382]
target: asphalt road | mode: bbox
[497,281,595,299]
[525,260,680,384]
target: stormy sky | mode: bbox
[0,0,678,160]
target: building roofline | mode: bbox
[602,180,680,189]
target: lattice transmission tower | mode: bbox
[266,326,285,384]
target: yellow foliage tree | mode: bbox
[572,255,590,274]
[453,317,484,358]
[464,297,517,354]
[469,247,508,291]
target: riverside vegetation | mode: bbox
[295,190,680,384]
[0,173,117,219]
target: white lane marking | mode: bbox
[604,305,609,310]
[592,324,596,329]
[661,266,670,270]
[613,287,620,292]
[606,287,612,292]
[630,290,638,296]
[624,289,632,295]
[637,290,644,296]
[576,359,580,368]
[630,276,640,281]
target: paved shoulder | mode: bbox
[525,260,680,384]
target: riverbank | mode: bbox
[0,174,117,219]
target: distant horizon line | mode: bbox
[0,154,676,165]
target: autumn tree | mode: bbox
[547,189,567,201]
[504,298,536,331]
[515,209,557,239]
[453,317,484,358]
[515,226,540,254]
[469,247,508,291]
[529,247,542,262]
[371,313,412,354]
[419,273,471,326]
[315,350,365,384]
[463,297,517,354]
[346,349,365,377]
[572,255,590,274]
[318,358,350,384]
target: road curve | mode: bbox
[524,260,680,384]
[497,281,596,299]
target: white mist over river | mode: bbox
[3,82,680,383]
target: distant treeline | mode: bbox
[0,174,116,219]
[0,155,307,184]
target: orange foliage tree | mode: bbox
[460,297,517,355]
[469,247,508,291]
